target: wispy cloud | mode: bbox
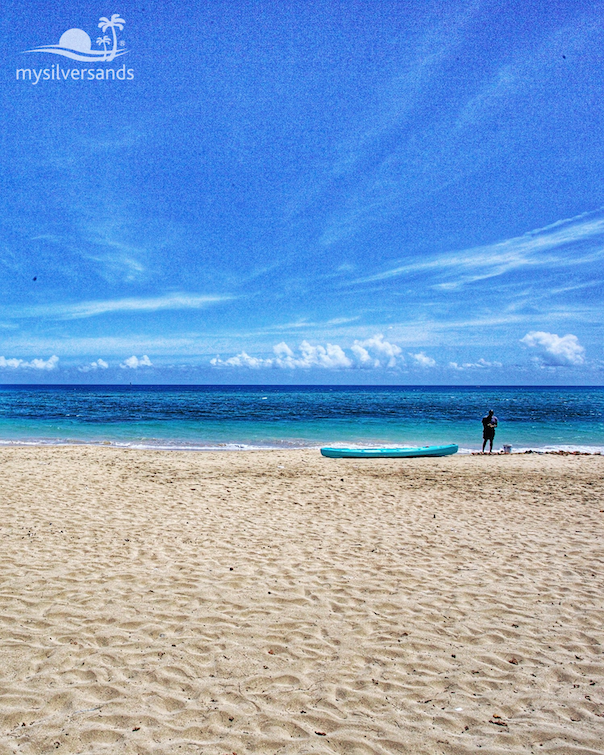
[5,293,232,321]
[259,315,361,333]
[29,214,182,286]
[329,6,479,181]
[317,9,600,250]
[278,4,483,249]
[454,10,601,132]
[351,208,604,289]
[79,217,161,283]
[449,358,503,371]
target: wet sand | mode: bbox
[0,446,603,754]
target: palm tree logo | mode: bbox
[98,14,125,62]
[96,34,111,60]
[23,13,129,63]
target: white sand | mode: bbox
[0,446,603,754]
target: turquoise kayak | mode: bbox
[320,444,458,458]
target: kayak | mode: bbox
[320,444,458,458]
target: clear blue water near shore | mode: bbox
[0,385,602,453]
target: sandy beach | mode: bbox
[0,446,603,755]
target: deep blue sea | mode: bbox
[0,385,602,453]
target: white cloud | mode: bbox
[0,355,59,370]
[273,342,295,359]
[520,331,585,366]
[352,334,403,368]
[212,341,353,370]
[211,335,408,370]
[409,351,436,368]
[78,358,109,373]
[211,351,266,369]
[28,355,60,370]
[0,357,22,369]
[120,355,152,369]
[280,341,352,369]
[449,358,503,370]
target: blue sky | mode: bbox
[1,0,603,384]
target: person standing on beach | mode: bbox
[482,409,498,453]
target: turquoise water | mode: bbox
[0,385,602,453]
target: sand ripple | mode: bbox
[0,447,603,754]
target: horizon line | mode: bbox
[0,383,602,389]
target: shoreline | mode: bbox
[0,437,603,454]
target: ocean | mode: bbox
[0,385,602,453]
